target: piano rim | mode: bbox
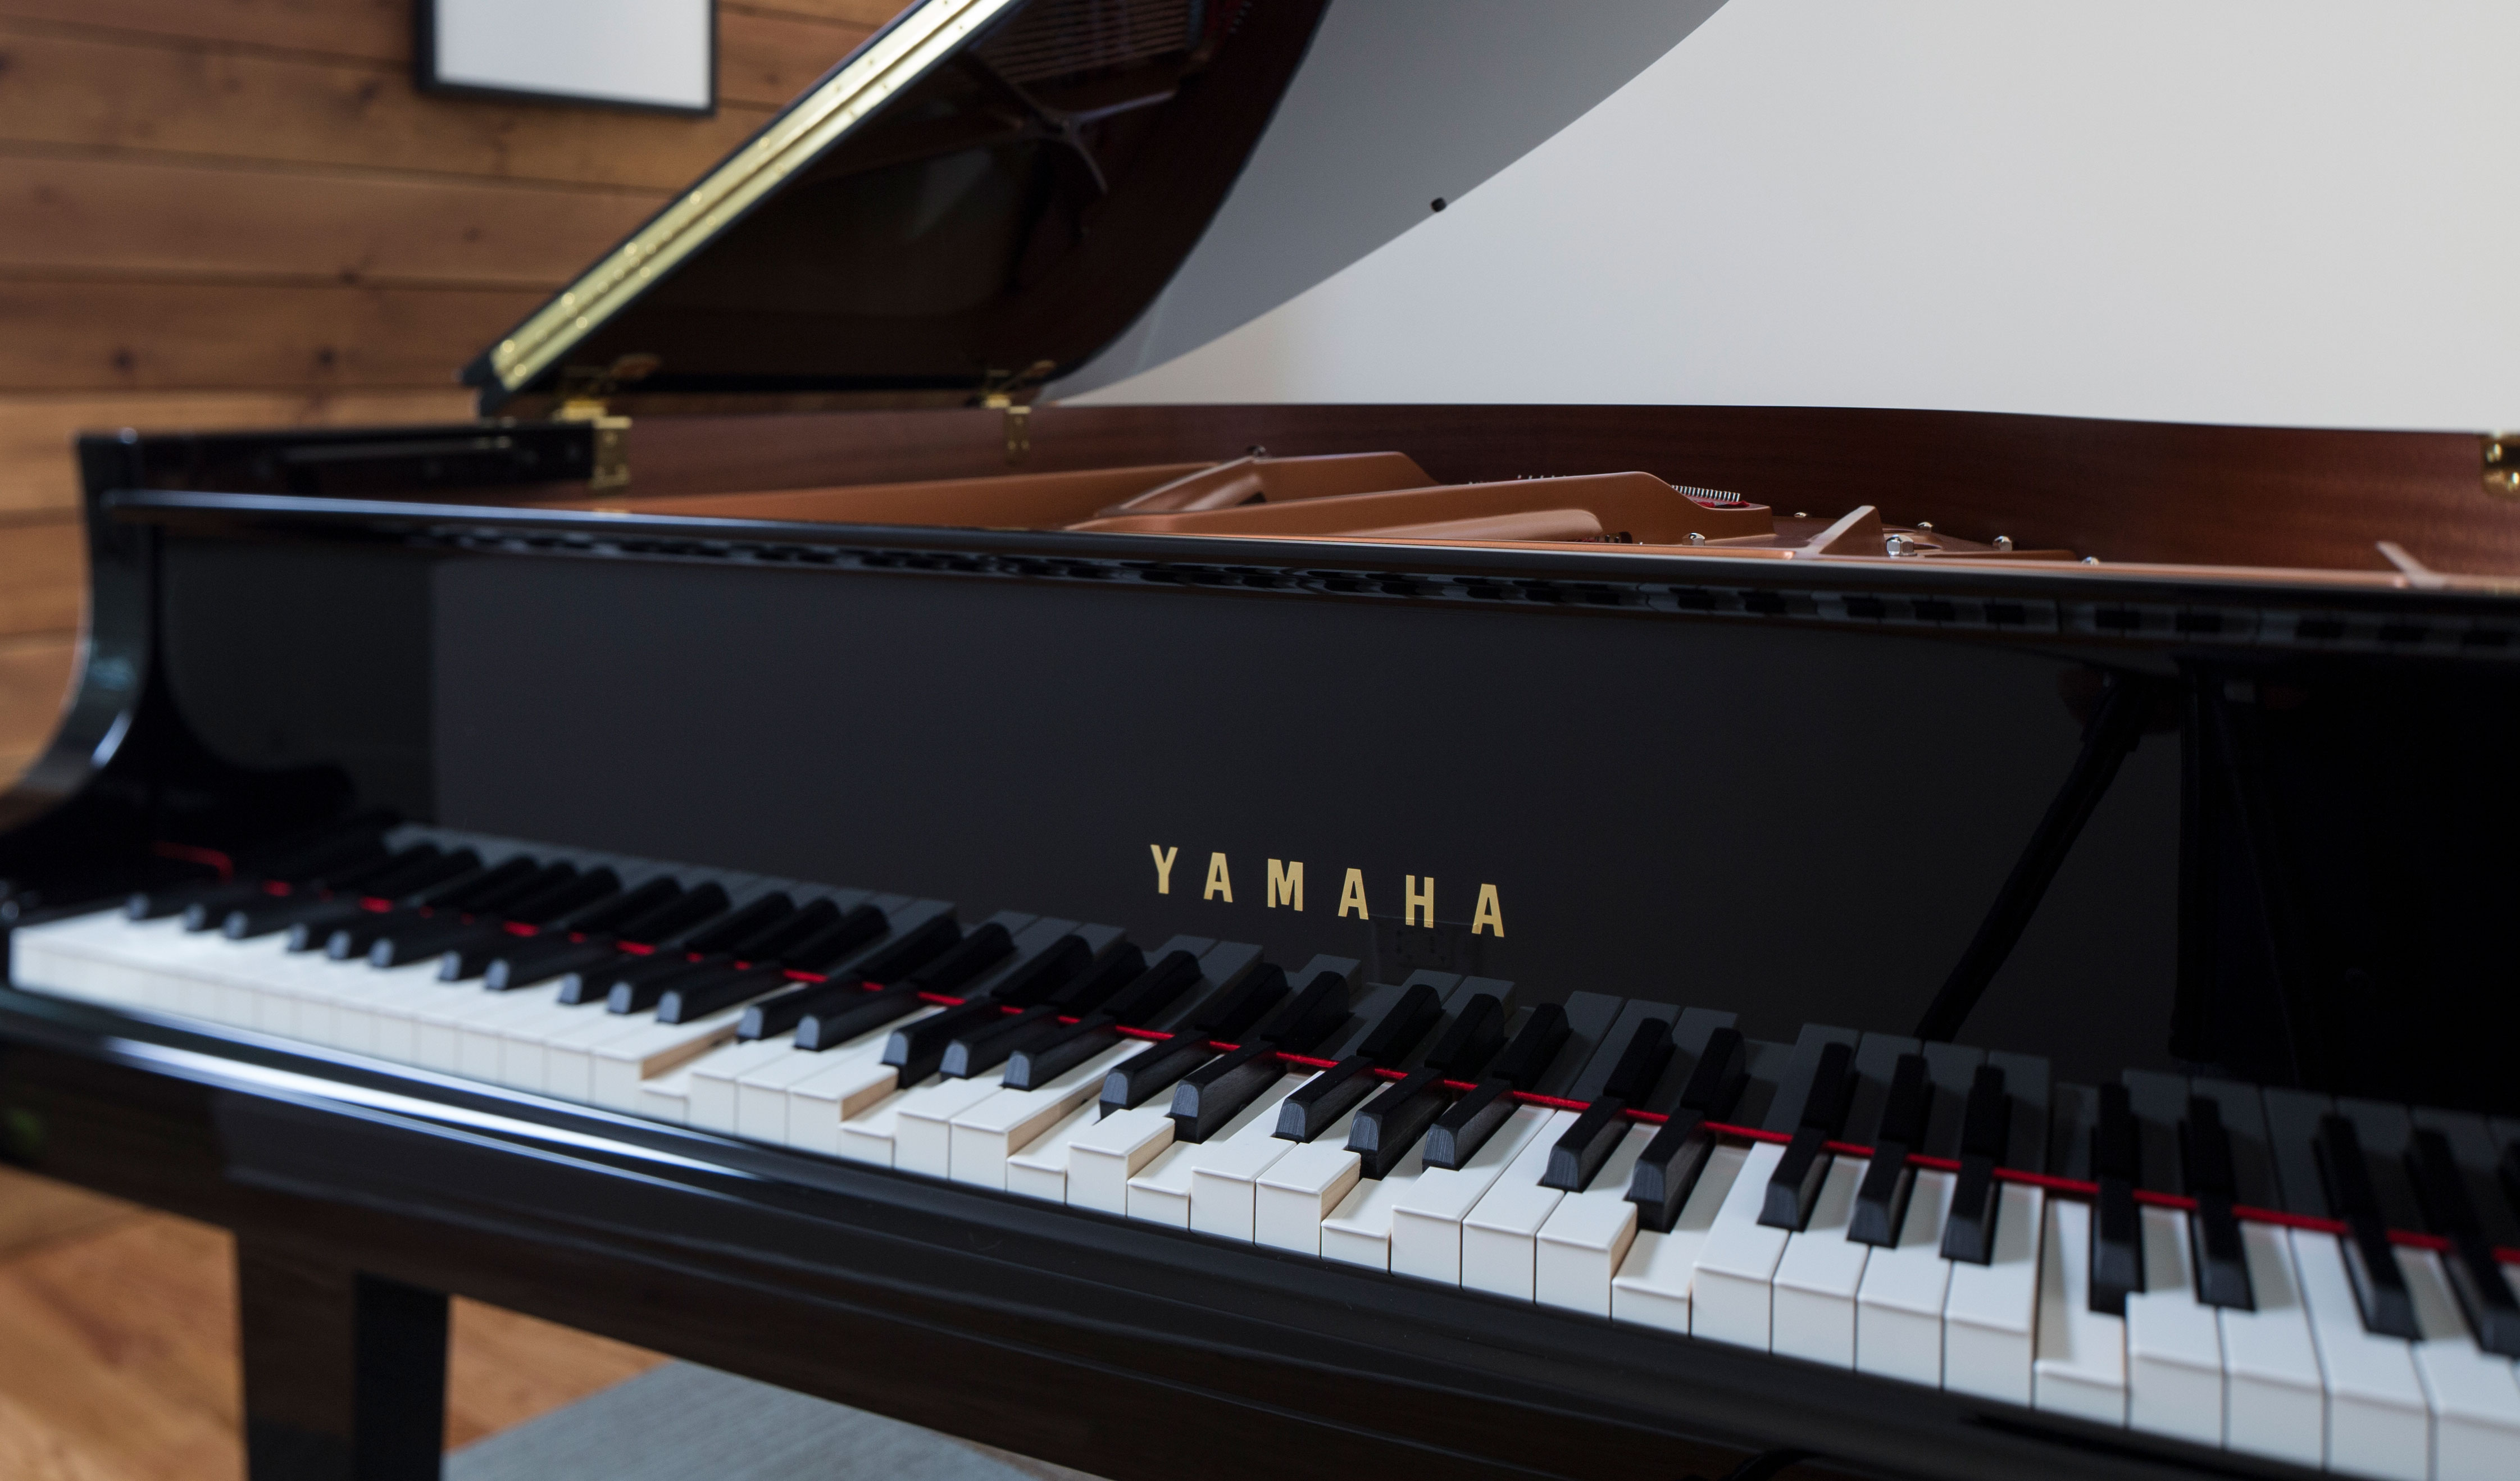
[0,978,2335,1481]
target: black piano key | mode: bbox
[1171,1041,1286,1144]
[1002,950,1207,1090]
[483,936,620,991]
[1425,1080,1519,1174]
[1918,1043,1985,1160]
[989,934,1095,1009]
[2407,1128,2520,1357]
[174,881,280,931]
[2089,1082,2145,1316]
[774,903,890,975]
[940,1004,1064,1077]
[727,897,840,962]
[1487,1004,1572,1090]
[1100,1037,1218,1117]
[1166,969,1353,1142]
[1425,993,1507,1079]
[846,914,962,987]
[2180,1096,2255,1310]
[2122,1070,2188,1194]
[1542,1017,1674,1192]
[204,845,445,934]
[504,867,622,926]
[903,922,1015,995]
[1986,1050,2050,1174]
[674,893,795,956]
[1623,1023,1750,1230]
[1760,1024,1860,1135]
[2335,1099,2427,1231]
[1761,1040,1854,1231]
[1347,1067,1453,1178]
[1941,1064,2014,1265]
[130,822,391,921]
[281,849,489,950]
[2259,1087,2335,1217]
[890,1000,1014,1084]
[553,876,683,936]
[797,981,934,1050]
[1850,1053,1931,1247]
[2191,1078,2284,1211]
[2410,1108,2520,1250]
[1187,961,1290,1042]
[611,882,733,948]
[653,963,787,1024]
[561,947,704,1005]
[607,955,730,1014]
[1274,983,1443,1142]
[1842,1032,1922,1148]
[366,914,507,969]
[2315,1114,2421,1339]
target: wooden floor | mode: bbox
[0,1165,664,1479]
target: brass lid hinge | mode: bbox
[2488,434,2518,499]
[552,354,657,491]
[978,360,1057,464]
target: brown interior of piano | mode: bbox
[524,404,2518,581]
[534,453,2075,566]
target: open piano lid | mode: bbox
[462,0,1330,412]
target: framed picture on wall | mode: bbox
[418,0,717,116]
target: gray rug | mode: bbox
[448,1362,1106,1481]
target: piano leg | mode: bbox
[235,1240,449,1481]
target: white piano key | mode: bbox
[1065,1102,1179,1215]
[1391,1105,1562,1287]
[1534,1123,1657,1318]
[684,1038,800,1132]
[947,1041,1141,1190]
[1461,1110,1587,1301]
[494,999,618,1091]
[1253,1116,1366,1255]
[1003,1101,1100,1203]
[634,1063,698,1123]
[2407,1246,2520,1481]
[1190,1085,1326,1242]
[452,985,574,1079]
[1126,1075,1307,1229]
[1609,1139,1750,1337]
[1853,1166,1955,1387]
[10,912,163,1006]
[1320,1144,1431,1272]
[1943,1182,2045,1406]
[589,1007,754,1110]
[348,961,462,1064]
[782,1036,937,1154]
[1768,1154,1872,1368]
[1690,1141,1793,1348]
[2292,1227,2428,1481]
[2216,1219,2326,1469]
[2033,1197,2126,1426]
[2124,1205,2224,1447]
[860,1074,1007,1174]
[741,1042,886,1142]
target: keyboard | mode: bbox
[14,822,2519,1481]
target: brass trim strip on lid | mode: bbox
[488,0,1027,394]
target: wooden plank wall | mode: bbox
[0,0,904,778]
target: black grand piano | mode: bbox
[5,2,2519,1478]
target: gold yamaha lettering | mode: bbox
[1148,846,1503,938]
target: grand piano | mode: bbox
[4,2,2518,1478]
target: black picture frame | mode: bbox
[415,0,718,118]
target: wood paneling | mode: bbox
[0,153,663,287]
[0,25,776,190]
[0,279,544,391]
[0,1,877,108]
[0,0,915,783]
[0,530,79,636]
[0,1183,667,1477]
[0,390,474,516]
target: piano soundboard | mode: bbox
[14,822,2518,1481]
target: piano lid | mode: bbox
[463,0,1333,411]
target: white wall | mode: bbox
[1071,0,2520,431]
